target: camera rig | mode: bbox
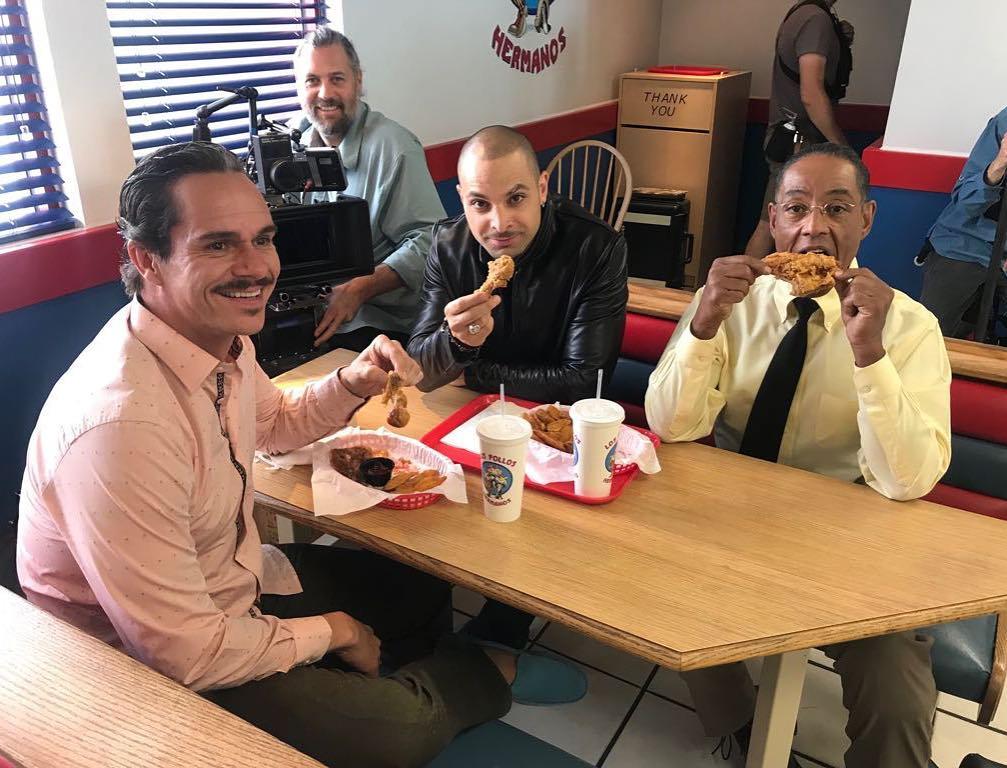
[193,86,347,205]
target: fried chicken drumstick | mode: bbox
[478,254,515,294]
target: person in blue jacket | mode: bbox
[919,106,1007,338]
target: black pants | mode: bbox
[465,600,537,649]
[919,250,1007,339]
[203,544,511,768]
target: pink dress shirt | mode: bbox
[18,299,364,691]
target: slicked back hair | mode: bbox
[775,142,871,202]
[117,142,246,297]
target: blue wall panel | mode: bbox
[0,282,127,524]
[857,186,949,300]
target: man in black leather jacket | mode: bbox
[408,126,628,406]
[407,126,627,655]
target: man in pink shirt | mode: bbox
[16,142,533,767]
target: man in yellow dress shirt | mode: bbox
[645,143,950,768]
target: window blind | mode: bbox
[0,1,75,245]
[106,1,327,158]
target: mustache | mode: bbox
[313,99,344,110]
[214,277,274,292]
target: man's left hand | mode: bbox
[338,334,423,399]
[834,267,893,368]
[314,282,366,348]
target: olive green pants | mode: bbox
[204,544,511,768]
[681,631,936,768]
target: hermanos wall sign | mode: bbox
[491,0,567,75]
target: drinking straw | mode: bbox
[596,369,603,400]
[499,383,505,416]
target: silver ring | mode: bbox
[467,322,482,336]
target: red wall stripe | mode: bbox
[0,223,121,314]
[862,137,965,194]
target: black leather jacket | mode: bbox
[408,196,628,404]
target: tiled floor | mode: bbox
[453,586,1007,768]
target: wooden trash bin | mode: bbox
[617,67,751,288]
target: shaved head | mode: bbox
[458,125,540,178]
[455,125,548,259]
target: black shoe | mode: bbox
[458,615,530,651]
[712,720,802,767]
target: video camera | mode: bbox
[192,85,347,203]
[193,86,375,375]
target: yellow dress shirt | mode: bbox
[644,270,952,501]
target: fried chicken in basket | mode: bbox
[478,254,515,294]
[763,251,839,298]
[381,372,410,428]
[329,446,374,479]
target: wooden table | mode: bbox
[254,349,1007,767]
[627,282,1007,385]
[0,587,322,768]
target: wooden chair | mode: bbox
[544,140,633,232]
[981,613,1007,725]
[923,611,1006,726]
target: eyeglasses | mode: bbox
[776,201,858,223]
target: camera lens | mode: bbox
[269,159,307,193]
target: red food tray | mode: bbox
[420,394,660,505]
[647,65,730,76]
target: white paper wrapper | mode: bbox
[255,443,317,470]
[442,402,661,486]
[309,428,467,516]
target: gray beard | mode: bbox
[311,110,353,144]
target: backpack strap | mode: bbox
[775,0,852,101]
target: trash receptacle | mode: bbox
[620,188,693,288]
[617,67,750,288]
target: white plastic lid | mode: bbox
[570,398,625,425]
[477,414,532,444]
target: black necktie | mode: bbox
[738,297,819,462]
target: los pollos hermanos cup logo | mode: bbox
[604,444,616,474]
[482,460,515,506]
[491,0,567,75]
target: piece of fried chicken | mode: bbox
[381,372,410,428]
[763,251,839,298]
[478,254,515,294]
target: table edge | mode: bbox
[255,493,1007,671]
